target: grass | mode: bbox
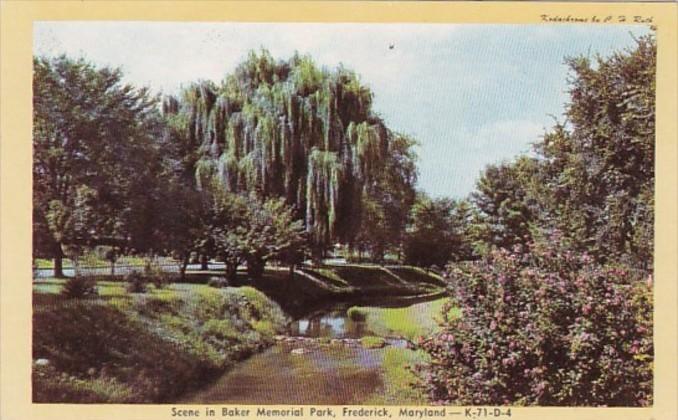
[366,347,429,405]
[33,280,288,403]
[35,258,68,269]
[31,266,449,403]
[348,298,456,341]
[386,266,446,287]
[331,265,407,289]
[351,297,456,404]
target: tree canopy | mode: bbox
[471,35,655,272]
[162,50,417,258]
[33,55,162,276]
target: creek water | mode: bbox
[181,304,411,404]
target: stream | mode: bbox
[181,303,418,404]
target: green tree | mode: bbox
[33,55,161,276]
[404,195,474,269]
[352,133,418,261]
[156,180,209,280]
[163,50,417,261]
[532,35,655,269]
[205,189,304,284]
[244,197,305,281]
[471,157,540,252]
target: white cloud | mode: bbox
[421,119,545,198]
[34,22,459,95]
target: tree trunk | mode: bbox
[225,263,238,284]
[287,264,296,292]
[247,255,265,281]
[200,254,209,271]
[180,254,189,281]
[110,260,115,276]
[54,243,65,278]
[73,257,80,278]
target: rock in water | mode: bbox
[291,348,309,355]
[360,336,387,349]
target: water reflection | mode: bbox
[290,310,369,338]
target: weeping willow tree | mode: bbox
[163,49,417,258]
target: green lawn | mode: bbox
[348,298,457,341]
[354,297,457,404]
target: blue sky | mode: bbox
[34,22,650,199]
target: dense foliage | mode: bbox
[403,196,475,268]
[33,287,287,402]
[471,36,655,268]
[417,35,655,406]
[162,50,417,259]
[33,56,162,277]
[33,51,418,278]
[417,241,653,406]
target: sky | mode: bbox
[34,22,650,199]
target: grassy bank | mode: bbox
[240,264,445,317]
[368,346,430,405]
[351,298,457,404]
[32,265,447,403]
[348,298,456,341]
[33,281,287,403]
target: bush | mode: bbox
[60,276,98,299]
[347,306,366,322]
[143,257,172,289]
[150,274,174,290]
[125,272,148,294]
[207,277,228,288]
[416,241,653,406]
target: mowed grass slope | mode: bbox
[235,264,446,316]
[33,281,287,403]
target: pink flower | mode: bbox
[582,303,592,315]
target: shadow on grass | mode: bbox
[33,298,221,403]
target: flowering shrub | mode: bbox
[416,242,653,406]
